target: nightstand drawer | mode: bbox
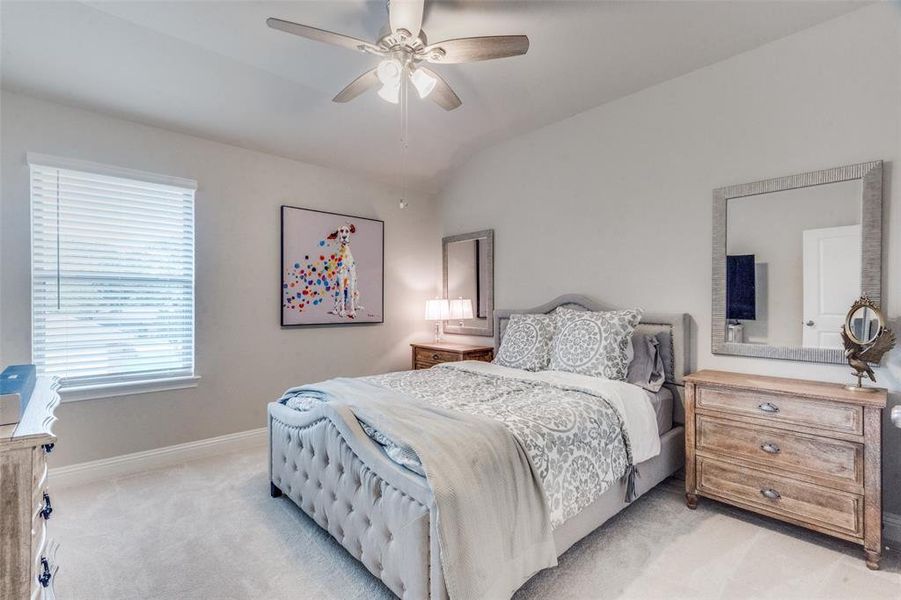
[696,415,863,488]
[696,386,862,435]
[697,456,863,538]
[415,348,461,364]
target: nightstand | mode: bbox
[410,342,494,370]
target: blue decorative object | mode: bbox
[0,364,37,425]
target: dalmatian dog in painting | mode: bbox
[327,223,363,318]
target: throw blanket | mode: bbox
[281,378,557,600]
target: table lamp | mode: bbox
[424,298,450,343]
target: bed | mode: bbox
[267,294,690,599]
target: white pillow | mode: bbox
[548,307,643,379]
[493,313,556,371]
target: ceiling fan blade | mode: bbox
[267,17,381,54]
[388,0,424,40]
[423,35,529,64]
[332,69,380,103]
[419,68,461,111]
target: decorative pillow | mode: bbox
[626,333,666,392]
[493,314,556,371]
[548,307,643,379]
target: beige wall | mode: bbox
[0,90,441,467]
[438,5,901,516]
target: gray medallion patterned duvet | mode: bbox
[284,361,648,528]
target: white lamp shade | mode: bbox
[449,298,474,320]
[424,298,450,321]
[376,59,402,84]
[410,68,437,99]
[377,81,400,104]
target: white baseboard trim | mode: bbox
[50,427,267,489]
[884,512,901,548]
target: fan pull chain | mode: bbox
[399,73,409,209]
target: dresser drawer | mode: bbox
[697,456,863,538]
[696,386,863,435]
[696,415,863,488]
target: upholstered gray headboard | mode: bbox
[493,294,691,386]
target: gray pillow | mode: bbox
[627,333,666,392]
[494,313,555,371]
[548,307,643,379]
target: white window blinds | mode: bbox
[29,155,196,389]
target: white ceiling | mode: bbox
[1,1,864,192]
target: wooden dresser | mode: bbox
[1,376,61,599]
[410,342,494,370]
[684,370,885,569]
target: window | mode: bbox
[29,154,196,393]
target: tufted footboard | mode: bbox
[268,402,448,600]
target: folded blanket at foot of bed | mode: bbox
[281,377,557,600]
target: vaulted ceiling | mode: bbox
[1,1,863,191]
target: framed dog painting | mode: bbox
[281,206,384,326]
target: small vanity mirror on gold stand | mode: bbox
[841,296,895,391]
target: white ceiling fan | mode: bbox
[267,0,529,111]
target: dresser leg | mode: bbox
[270,482,283,498]
[685,493,698,509]
[865,549,881,570]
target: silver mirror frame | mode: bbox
[712,160,883,364]
[442,229,494,337]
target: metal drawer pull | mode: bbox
[760,442,781,454]
[41,492,53,520]
[757,402,779,414]
[38,556,52,587]
[760,488,781,500]
[432,354,440,360]
[42,442,55,454]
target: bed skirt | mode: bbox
[268,401,684,599]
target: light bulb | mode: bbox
[410,68,437,99]
[377,81,400,104]
[376,59,402,85]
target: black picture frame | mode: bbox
[280,205,384,327]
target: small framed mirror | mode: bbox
[712,161,883,364]
[846,302,883,345]
[442,230,494,337]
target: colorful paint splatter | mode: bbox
[283,238,346,313]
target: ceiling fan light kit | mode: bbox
[373,58,436,103]
[266,0,529,111]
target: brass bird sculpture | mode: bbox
[841,325,895,389]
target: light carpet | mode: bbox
[50,446,900,599]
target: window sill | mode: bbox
[60,376,201,403]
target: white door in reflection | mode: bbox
[802,224,861,348]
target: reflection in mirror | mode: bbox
[446,239,486,319]
[725,179,862,349]
[848,306,881,344]
[443,230,494,336]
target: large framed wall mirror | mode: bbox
[712,161,883,364]
[443,230,494,337]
